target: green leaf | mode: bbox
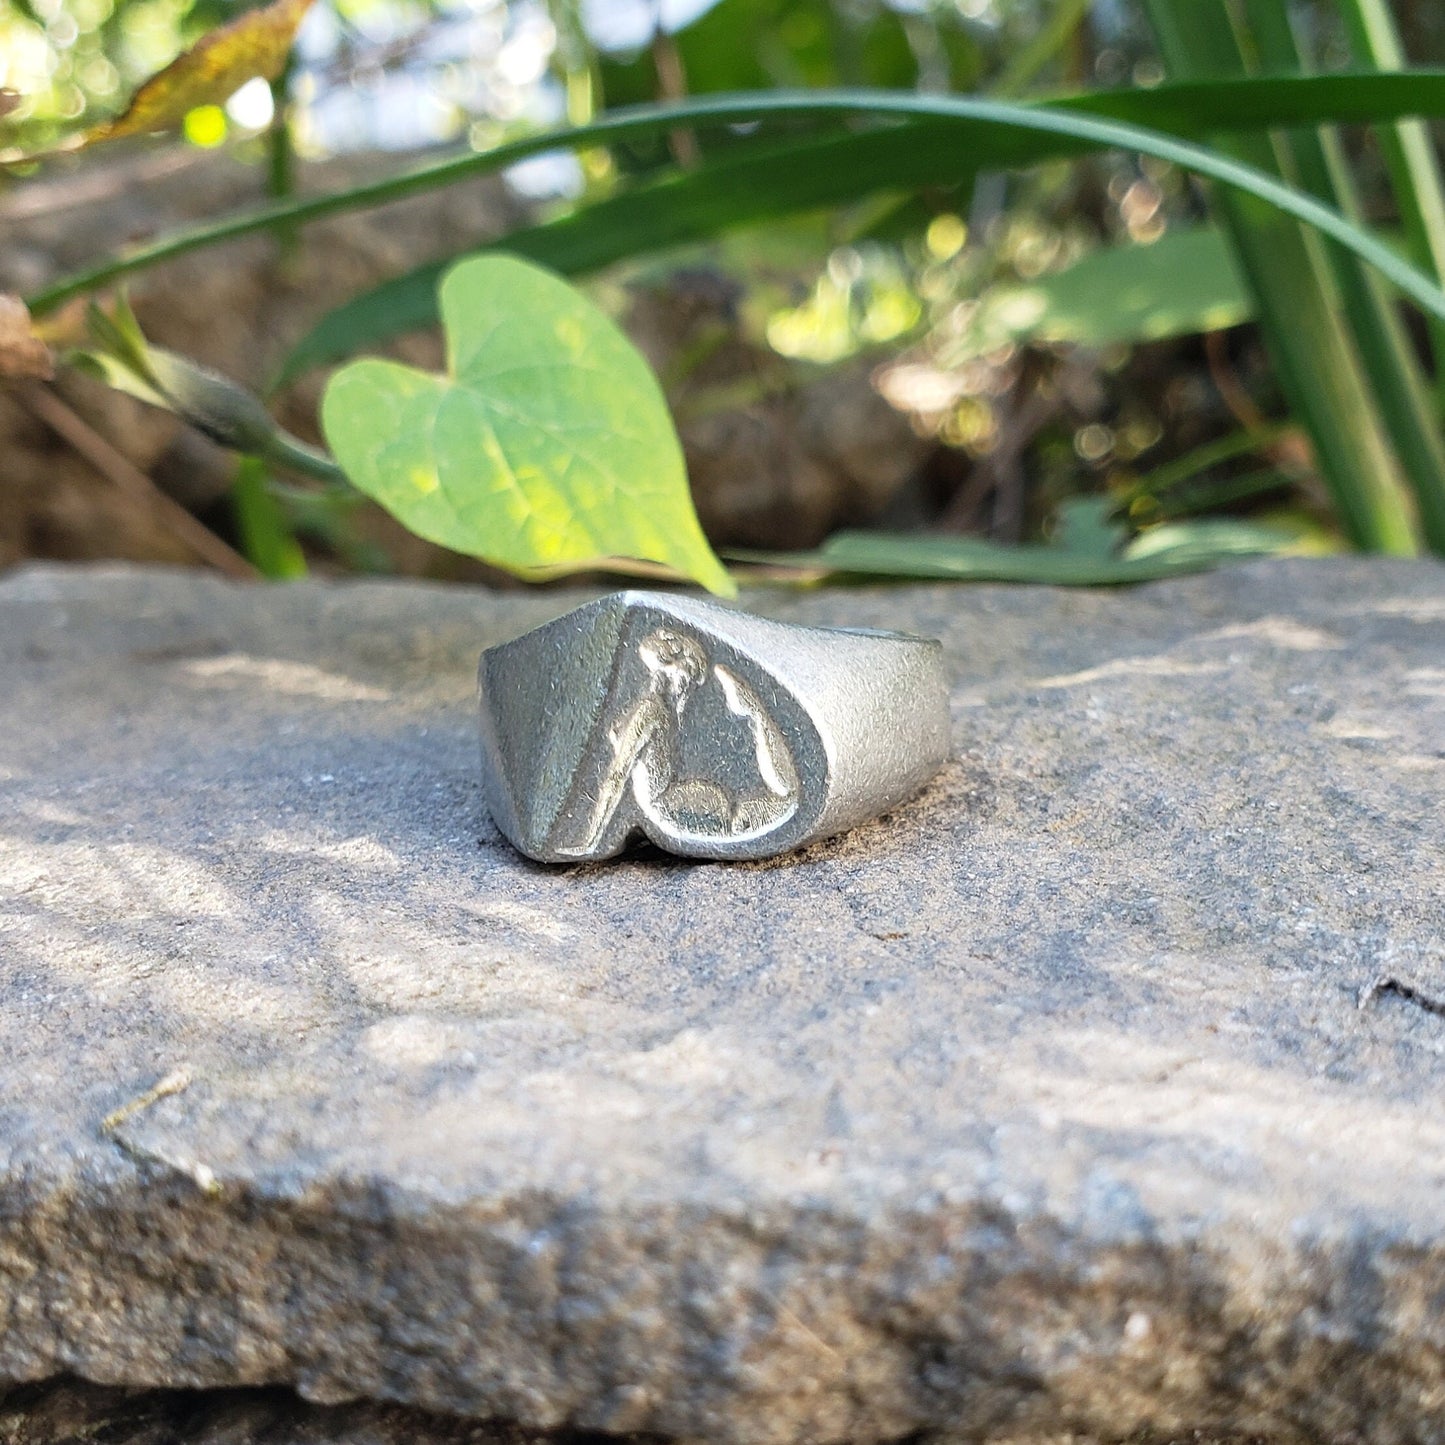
[731,499,1295,585]
[232,457,308,579]
[953,225,1252,357]
[1052,497,1129,557]
[319,255,734,596]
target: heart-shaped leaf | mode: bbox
[321,255,734,595]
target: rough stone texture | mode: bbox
[0,1381,1261,1445]
[0,1379,604,1445]
[1,558,1443,1445]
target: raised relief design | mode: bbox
[554,626,799,856]
[479,590,950,863]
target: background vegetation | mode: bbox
[3,0,1445,590]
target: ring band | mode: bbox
[478,591,949,863]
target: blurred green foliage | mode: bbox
[7,0,1445,584]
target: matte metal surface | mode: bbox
[477,591,949,862]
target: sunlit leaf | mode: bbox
[730,499,1295,585]
[89,0,313,145]
[320,255,735,595]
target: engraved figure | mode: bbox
[557,626,799,855]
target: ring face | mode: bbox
[545,604,830,859]
[478,591,949,863]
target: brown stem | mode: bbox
[1204,328,1271,434]
[14,382,258,580]
[1204,329,1315,480]
[651,25,699,168]
[940,356,1059,536]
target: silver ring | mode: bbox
[478,591,949,863]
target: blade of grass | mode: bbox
[1119,424,1290,506]
[1337,0,1445,415]
[267,83,1445,389]
[25,71,1445,317]
[275,122,1003,386]
[232,455,308,577]
[1141,0,1418,553]
[1230,0,1445,553]
[1142,467,1294,520]
[993,0,1093,97]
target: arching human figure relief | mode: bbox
[556,626,799,856]
[479,591,950,862]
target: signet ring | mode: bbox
[478,591,950,863]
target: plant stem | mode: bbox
[233,456,309,577]
[15,382,258,579]
[994,0,1094,97]
[256,426,346,484]
[267,51,300,258]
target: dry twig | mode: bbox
[13,381,257,580]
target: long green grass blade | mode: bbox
[993,0,1092,97]
[1141,0,1418,553]
[25,71,1445,318]
[1288,33,1445,551]
[1245,0,1445,554]
[1120,425,1289,510]
[1337,0,1445,419]
[265,82,1445,389]
[232,456,308,578]
[275,123,1015,386]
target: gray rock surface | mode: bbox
[1,558,1443,1445]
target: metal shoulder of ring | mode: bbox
[477,590,950,863]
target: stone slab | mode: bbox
[1,559,1443,1444]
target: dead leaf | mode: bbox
[90,0,314,144]
[0,90,19,120]
[0,295,55,381]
